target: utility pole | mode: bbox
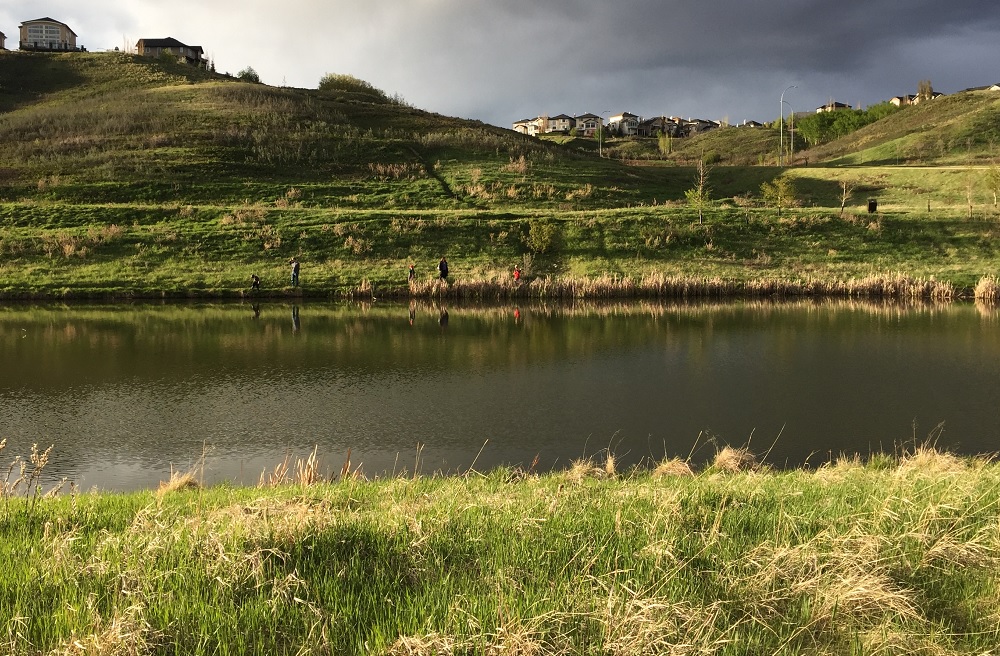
[779,85,796,166]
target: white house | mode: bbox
[607,111,640,136]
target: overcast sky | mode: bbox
[5,1,1000,128]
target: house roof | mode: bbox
[20,17,77,36]
[137,37,204,54]
[574,113,600,120]
[549,114,574,120]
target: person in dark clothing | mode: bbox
[408,263,416,282]
[438,257,449,281]
[251,273,261,290]
[290,258,300,287]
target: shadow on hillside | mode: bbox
[0,53,86,113]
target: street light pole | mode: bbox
[779,85,796,166]
[598,110,611,158]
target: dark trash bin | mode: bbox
[868,199,878,214]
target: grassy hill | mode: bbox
[2,50,1000,298]
[0,50,690,209]
[800,90,1000,166]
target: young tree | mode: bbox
[987,164,1000,208]
[760,176,796,218]
[658,128,672,156]
[685,159,712,224]
[839,179,857,217]
[917,79,934,102]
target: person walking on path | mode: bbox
[438,257,449,282]
[408,263,416,282]
[251,273,261,291]
[290,258,300,287]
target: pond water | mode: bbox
[2,299,999,491]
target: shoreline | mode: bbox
[0,271,987,302]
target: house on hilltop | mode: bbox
[637,116,682,137]
[816,101,852,113]
[547,114,575,132]
[19,17,82,52]
[136,37,205,67]
[513,114,575,136]
[607,111,640,136]
[574,113,603,137]
[891,91,945,106]
[0,32,6,49]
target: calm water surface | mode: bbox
[2,299,999,491]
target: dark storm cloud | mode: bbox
[3,1,998,127]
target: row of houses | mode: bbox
[517,84,1000,140]
[0,17,207,68]
[512,112,760,139]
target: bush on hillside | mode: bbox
[318,73,391,103]
[237,66,261,84]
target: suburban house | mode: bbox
[680,118,720,136]
[740,120,764,128]
[574,113,603,137]
[962,84,1000,92]
[513,114,577,136]
[607,111,640,136]
[890,92,945,106]
[19,17,82,51]
[816,101,852,113]
[547,114,575,132]
[512,117,543,136]
[136,37,205,67]
[637,116,683,137]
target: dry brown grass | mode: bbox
[711,446,758,473]
[974,275,1000,302]
[156,469,201,495]
[651,457,694,478]
[396,272,957,302]
[48,603,156,656]
[563,457,611,484]
[259,446,324,486]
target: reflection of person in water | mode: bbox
[408,299,416,326]
[292,305,300,332]
[439,307,449,328]
[252,303,261,320]
[514,307,520,323]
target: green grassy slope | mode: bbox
[801,90,1000,166]
[3,50,1000,298]
[0,51,692,209]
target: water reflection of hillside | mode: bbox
[2,298,999,393]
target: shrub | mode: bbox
[522,219,559,254]
[318,73,390,102]
[237,66,261,83]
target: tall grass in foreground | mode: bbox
[2,444,1000,654]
